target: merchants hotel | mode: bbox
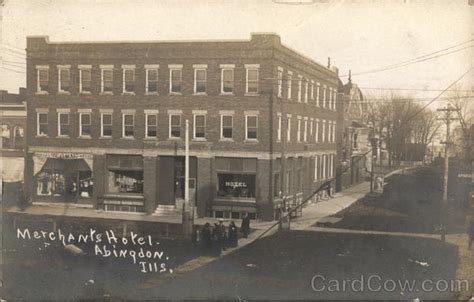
[24,34,340,221]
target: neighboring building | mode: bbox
[24,34,340,221]
[336,78,371,191]
[0,88,26,153]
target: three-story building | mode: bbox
[24,33,340,221]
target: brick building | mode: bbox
[1,88,26,153]
[24,33,340,221]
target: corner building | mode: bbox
[24,34,340,221]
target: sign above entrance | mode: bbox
[36,152,93,159]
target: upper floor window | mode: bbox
[101,112,113,138]
[36,66,49,94]
[245,114,258,140]
[101,65,113,94]
[221,64,234,94]
[193,65,207,94]
[221,114,233,140]
[122,113,134,138]
[37,111,48,136]
[57,111,70,137]
[245,64,259,94]
[58,66,70,93]
[315,119,320,142]
[122,66,135,94]
[79,111,92,137]
[322,119,326,142]
[79,65,92,93]
[322,85,327,108]
[310,119,314,138]
[277,67,283,98]
[316,83,321,106]
[332,88,337,110]
[297,117,301,143]
[297,75,303,102]
[304,80,308,103]
[145,65,159,94]
[287,115,292,142]
[277,113,282,142]
[145,111,158,138]
[169,112,181,138]
[310,80,315,101]
[287,71,293,100]
[169,65,183,94]
[303,118,308,142]
[193,113,206,139]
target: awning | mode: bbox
[34,154,93,175]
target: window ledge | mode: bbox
[168,137,182,141]
[99,136,113,139]
[79,91,92,95]
[100,92,113,95]
[244,139,259,143]
[57,135,70,139]
[35,91,49,95]
[35,135,49,138]
[245,93,260,97]
[122,92,136,96]
[145,92,159,96]
[121,137,135,140]
[79,135,92,139]
[219,138,234,142]
[57,91,70,95]
[193,93,207,96]
[220,92,234,96]
[144,137,158,140]
[169,92,182,96]
[192,138,207,142]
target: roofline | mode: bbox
[280,43,337,74]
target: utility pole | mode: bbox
[437,106,459,204]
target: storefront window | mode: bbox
[108,170,143,194]
[36,171,65,196]
[217,173,256,198]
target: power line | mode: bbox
[342,45,473,78]
[359,87,473,92]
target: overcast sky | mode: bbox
[1,0,473,106]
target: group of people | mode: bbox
[192,212,251,256]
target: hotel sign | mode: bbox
[36,152,93,159]
[225,181,248,189]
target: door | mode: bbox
[64,172,78,202]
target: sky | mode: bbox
[0,0,473,107]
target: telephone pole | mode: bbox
[437,106,459,204]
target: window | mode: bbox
[315,119,319,142]
[80,112,91,137]
[277,113,282,142]
[193,114,206,139]
[245,115,258,140]
[221,115,233,139]
[36,66,49,93]
[297,117,301,143]
[329,89,333,110]
[322,155,327,179]
[287,116,291,142]
[169,67,182,94]
[310,81,314,101]
[322,120,326,142]
[246,65,259,94]
[221,66,234,94]
[297,75,302,102]
[57,112,69,136]
[146,66,159,94]
[107,155,144,194]
[277,67,283,98]
[101,67,113,93]
[322,85,327,108]
[316,83,321,106]
[169,114,181,138]
[101,113,113,137]
[304,80,308,103]
[37,112,48,136]
[194,68,207,94]
[333,88,337,110]
[287,71,292,99]
[122,67,135,93]
[314,156,319,181]
[332,121,336,142]
[122,114,134,138]
[216,157,257,199]
[285,170,292,194]
[303,118,308,142]
[145,113,158,138]
[79,67,92,93]
[58,67,70,93]
[310,119,314,137]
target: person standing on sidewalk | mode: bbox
[241,212,250,238]
[228,221,238,247]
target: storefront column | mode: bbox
[93,154,106,209]
[23,152,34,205]
[257,159,273,221]
[196,157,212,218]
[143,156,157,214]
